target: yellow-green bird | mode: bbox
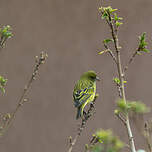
[73,71,100,119]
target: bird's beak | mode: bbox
[96,76,100,81]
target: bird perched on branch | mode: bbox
[73,71,100,119]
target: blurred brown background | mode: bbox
[0,0,152,151]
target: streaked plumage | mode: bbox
[73,71,99,119]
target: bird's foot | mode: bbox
[90,102,94,108]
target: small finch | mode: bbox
[73,71,100,119]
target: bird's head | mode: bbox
[81,70,100,82]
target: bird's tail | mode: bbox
[76,107,81,119]
[76,102,88,119]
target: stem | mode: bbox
[116,113,126,126]
[68,135,79,152]
[144,122,152,152]
[1,77,33,135]
[124,48,139,72]
[68,95,98,152]
[108,14,136,152]
[103,43,117,64]
[0,52,48,136]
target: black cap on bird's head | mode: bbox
[81,70,100,81]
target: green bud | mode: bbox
[114,109,120,115]
[103,38,114,44]
[113,77,127,85]
[113,77,120,85]
[116,21,123,27]
[127,101,150,113]
[0,76,7,93]
[98,50,108,55]
[117,99,128,114]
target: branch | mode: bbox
[124,47,140,73]
[103,43,117,64]
[106,10,136,152]
[115,112,126,126]
[0,51,48,136]
[124,32,150,73]
[68,95,98,152]
[0,25,13,49]
[144,121,152,152]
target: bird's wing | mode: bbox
[73,86,94,107]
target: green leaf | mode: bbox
[113,77,127,85]
[117,99,127,113]
[127,101,150,113]
[91,129,124,152]
[139,32,146,42]
[103,39,114,44]
[117,99,150,114]
[0,76,7,93]
[114,109,120,115]
[0,76,7,86]
[105,6,117,13]
[101,12,108,19]
[0,87,5,93]
[4,32,12,38]
[139,41,147,49]
[113,13,123,21]
[114,13,123,21]
[138,32,150,53]
[98,7,102,11]
[109,8,118,13]
[118,17,123,20]
[115,21,123,27]
[91,144,103,152]
[99,6,118,20]
[114,13,118,21]
[98,50,108,55]
[95,129,112,143]
[142,48,150,53]
[113,77,120,85]
[0,25,13,47]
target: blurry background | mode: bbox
[0,0,151,151]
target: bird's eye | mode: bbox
[90,76,96,80]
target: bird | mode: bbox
[73,70,100,119]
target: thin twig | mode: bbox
[124,47,140,73]
[85,127,131,152]
[116,113,126,126]
[106,10,136,152]
[114,82,122,98]
[0,51,48,136]
[0,38,5,52]
[144,121,152,152]
[68,95,98,152]
[103,43,117,64]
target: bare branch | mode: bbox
[0,51,48,136]
[105,10,136,152]
[124,47,140,73]
[68,95,98,152]
[144,121,152,152]
[115,113,126,126]
[103,43,117,64]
